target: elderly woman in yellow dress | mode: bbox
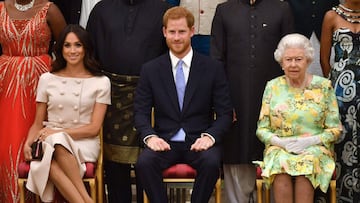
[255,33,342,203]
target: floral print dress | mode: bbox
[255,75,342,192]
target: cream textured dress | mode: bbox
[26,72,111,202]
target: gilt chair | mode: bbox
[18,129,104,203]
[143,163,222,203]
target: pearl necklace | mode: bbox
[339,4,360,13]
[14,0,35,12]
[333,6,360,24]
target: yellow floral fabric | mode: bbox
[255,75,342,192]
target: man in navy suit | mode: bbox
[134,6,232,203]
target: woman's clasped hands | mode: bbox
[270,135,321,154]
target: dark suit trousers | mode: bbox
[135,141,221,203]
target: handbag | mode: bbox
[31,139,43,160]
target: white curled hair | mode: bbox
[274,33,314,64]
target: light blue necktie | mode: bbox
[171,60,186,141]
[175,60,185,110]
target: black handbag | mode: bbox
[31,139,43,160]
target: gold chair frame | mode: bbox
[143,174,222,203]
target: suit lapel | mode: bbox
[182,53,203,112]
[159,53,204,114]
[159,55,181,113]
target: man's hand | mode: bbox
[146,136,171,151]
[190,136,214,151]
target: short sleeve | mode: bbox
[95,76,111,105]
[36,73,50,103]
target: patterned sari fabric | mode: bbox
[255,75,342,193]
[330,28,360,203]
[102,72,140,164]
[0,2,52,202]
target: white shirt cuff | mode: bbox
[201,133,215,144]
[143,134,158,145]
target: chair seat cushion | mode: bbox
[18,162,30,178]
[18,161,97,178]
[256,166,262,179]
[162,164,197,178]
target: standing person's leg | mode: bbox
[104,161,132,203]
[223,164,256,203]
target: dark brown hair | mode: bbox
[51,24,102,76]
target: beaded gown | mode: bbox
[0,2,52,202]
[330,27,360,202]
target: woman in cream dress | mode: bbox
[23,24,111,203]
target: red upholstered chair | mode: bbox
[143,163,222,203]
[255,166,336,203]
[17,130,104,203]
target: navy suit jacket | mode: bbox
[134,51,232,144]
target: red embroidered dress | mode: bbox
[0,2,52,202]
